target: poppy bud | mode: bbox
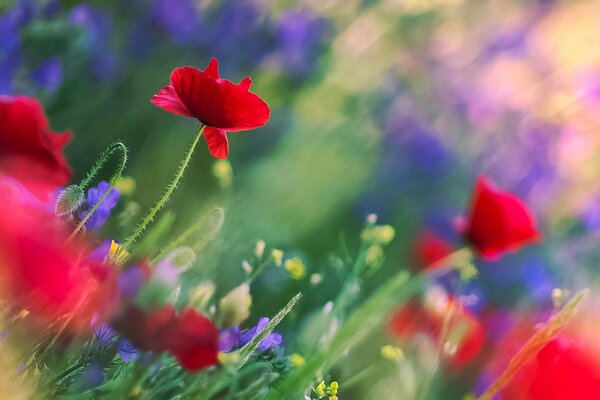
[55,184,84,216]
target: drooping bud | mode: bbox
[55,184,84,216]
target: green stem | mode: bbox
[247,256,274,284]
[122,126,205,252]
[68,142,128,241]
[79,142,128,190]
[150,207,224,264]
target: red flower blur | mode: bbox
[502,334,600,400]
[413,231,455,269]
[389,294,484,368]
[151,58,271,159]
[0,96,72,201]
[0,193,115,331]
[113,305,219,372]
[464,177,542,260]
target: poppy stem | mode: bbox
[78,141,128,190]
[67,142,128,241]
[121,125,205,253]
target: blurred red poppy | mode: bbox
[113,305,219,372]
[413,231,455,269]
[464,177,541,260]
[0,96,72,201]
[388,295,484,368]
[151,58,270,159]
[0,196,115,331]
[502,334,600,400]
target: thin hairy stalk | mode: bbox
[67,142,128,241]
[78,142,128,190]
[477,289,588,400]
[122,126,205,252]
[151,207,224,264]
[238,292,303,368]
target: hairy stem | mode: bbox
[121,126,205,252]
[68,141,128,241]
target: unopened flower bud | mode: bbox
[188,281,215,311]
[166,247,196,271]
[55,184,84,216]
[285,257,306,280]
[218,283,252,328]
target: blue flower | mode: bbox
[81,181,120,231]
[68,4,118,80]
[219,317,282,352]
[81,362,104,389]
[275,10,329,78]
[240,317,282,351]
[117,338,140,362]
[94,323,117,345]
[117,265,145,299]
[31,56,63,93]
[93,322,139,362]
[152,0,202,45]
[219,326,241,352]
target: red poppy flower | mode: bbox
[0,195,114,331]
[0,96,72,201]
[388,295,484,368]
[502,334,600,400]
[151,58,271,159]
[113,305,219,372]
[413,231,455,269]
[464,177,542,260]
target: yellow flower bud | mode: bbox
[284,257,306,280]
[316,381,326,397]
[381,345,405,361]
[360,225,395,245]
[255,240,266,258]
[115,176,136,196]
[271,248,284,267]
[289,353,306,367]
[365,244,384,269]
[211,159,233,189]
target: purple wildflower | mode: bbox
[81,181,120,231]
[31,56,63,93]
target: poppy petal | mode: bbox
[0,96,72,200]
[150,83,194,118]
[239,77,252,90]
[465,177,542,259]
[203,58,220,79]
[204,127,229,159]
[169,66,271,131]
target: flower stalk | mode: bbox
[67,141,128,241]
[121,125,205,253]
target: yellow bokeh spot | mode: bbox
[381,345,405,361]
[284,257,306,280]
[289,353,306,367]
